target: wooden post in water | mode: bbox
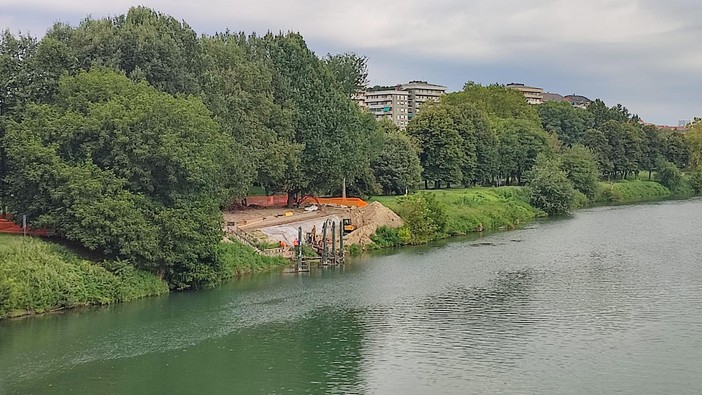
[339,220,344,264]
[331,221,336,265]
[297,226,303,271]
[321,221,328,266]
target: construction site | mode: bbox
[223,196,403,271]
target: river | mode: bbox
[1,199,702,394]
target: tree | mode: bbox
[262,33,376,204]
[640,125,663,179]
[496,119,552,184]
[407,103,465,188]
[663,131,690,169]
[323,52,369,98]
[687,121,702,169]
[538,100,594,147]
[655,159,687,194]
[582,128,612,177]
[372,128,423,195]
[5,70,230,288]
[526,155,577,215]
[560,145,601,200]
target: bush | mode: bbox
[688,168,702,194]
[396,192,448,244]
[655,160,688,194]
[371,226,403,247]
[526,156,577,215]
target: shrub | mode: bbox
[688,168,702,194]
[526,155,577,215]
[371,226,403,247]
[396,192,448,244]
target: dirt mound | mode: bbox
[345,202,404,245]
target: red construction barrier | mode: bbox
[0,217,50,236]
[245,195,288,207]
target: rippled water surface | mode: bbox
[2,199,702,394]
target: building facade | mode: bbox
[506,83,544,105]
[364,88,410,128]
[360,81,447,127]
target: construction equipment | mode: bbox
[342,218,355,234]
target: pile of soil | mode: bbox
[345,202,404,245]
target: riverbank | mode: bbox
[0,234,287,320]
[367,180,686,249]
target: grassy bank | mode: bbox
[0,235,290,320]
[368,180,689,249]
[0,234,169,319]
[595,180,672,203]
[371,187,542,246]
[216,242,289,278]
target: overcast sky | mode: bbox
[2,0,700,124]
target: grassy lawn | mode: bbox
[371,186,541,235]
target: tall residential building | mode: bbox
[400,81,448,120]
[506,83,544,105]
[361,81,447,127]
[365,88,410,128]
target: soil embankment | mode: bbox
[225,202,403,247]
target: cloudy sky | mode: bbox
[2,0,700,124]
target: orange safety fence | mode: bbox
[245,195,289,207]
[0,215,50,236]
[299,196,368,208]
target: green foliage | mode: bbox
[688,168,702,194]
[663,132,690,169]
[526,155,578,215]
[0,235,168,319]
[452,82,540,123]
[395,192,448,244]
[370,225,404,248]
[372,130,423,195]
[407,104,465,188]
[5,70,229,289]
[538,101,594,147]
[215,241,288,278]
[496,119,553,184]
[655,159,692,195]
[323,52,369,97]
[560,145,601,200]
[595,181,671,202]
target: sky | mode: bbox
[1,0,700,125]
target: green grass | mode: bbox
[0,234,168,319]
[595,180,672,203]
[216,241,289,278]
[371,187,542,237]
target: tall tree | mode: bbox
[538,100,594,147]
[5,70,230,288]
[496,119,552,184]
[323,52,369,98]
[407,103,465,188]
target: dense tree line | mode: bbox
[2,7,701,286]
[0,7,383,288]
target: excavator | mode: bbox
[342,218,355,234]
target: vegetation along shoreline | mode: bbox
[2,6,701,319]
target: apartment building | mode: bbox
[506,83,544,105]
[360,81,447,127]
[400,81,448,120]
[365,88,410,128]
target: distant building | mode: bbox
[564,95,592,109]
[543,92,565,102]
[364,88,410,128]
[506,83,544,105]
[400,81,448,120]
[360,81,447,127]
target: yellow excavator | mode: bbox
[342,218,355,234]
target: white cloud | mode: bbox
[1,0,700,123]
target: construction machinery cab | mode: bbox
[342,218,355,234]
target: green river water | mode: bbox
[1,199,702,394]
